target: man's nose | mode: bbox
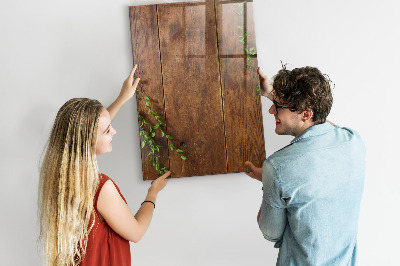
[269,104,276,114]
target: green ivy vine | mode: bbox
[137,95,186,177]
[236,0,261,95]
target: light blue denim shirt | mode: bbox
[258,122,365,266]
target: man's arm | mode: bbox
[244,160,286,242]
[107,65,140,122]
[258,199,286,244]
[257,161,287,245]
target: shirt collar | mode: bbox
[290,122,334,144]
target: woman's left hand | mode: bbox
[119,64,140,102]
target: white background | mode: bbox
[1,0,399,265]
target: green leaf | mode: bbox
[151,132,156,138]
[150,110,156,115]
[149,127,152,132]
[166,135,173,140]
[256,84,261,92]
[176,149,184,153]
[156,116,164,120]
[153,124,160,129]
[170,144,174,151]
[161,131,165,137]
[138,115,143,120]
[141,141,145,148]
[144,96,150,101]
[145,102,151,108]
[146,152,152,156]
[180,156,187,160]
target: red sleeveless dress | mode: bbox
[81,173,131,265]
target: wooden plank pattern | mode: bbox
[129,0,265,180]
[215,0,266,171]
[129,6,169,180]
[158,0,227,178]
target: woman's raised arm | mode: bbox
[107,65,140,122]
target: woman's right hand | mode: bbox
[119,64,140,103]
[149,171,170,194]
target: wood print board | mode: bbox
[129,0,266,180]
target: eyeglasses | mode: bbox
[273,100,291,114]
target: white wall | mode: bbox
[1,0,398,265]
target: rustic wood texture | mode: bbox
[129,5,169,180]
[129,0,265,180]
[158,0,227,178]
[215,0,266,172]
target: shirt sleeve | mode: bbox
[258,160,287,246]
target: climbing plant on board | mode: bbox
[236,0,261,95]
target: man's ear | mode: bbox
[302,109,313,122]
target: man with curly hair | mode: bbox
[245,66,365,266]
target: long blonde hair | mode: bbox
[38,98,103,265]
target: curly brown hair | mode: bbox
[272,66,333,124]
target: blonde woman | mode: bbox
[38,65,170,266]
